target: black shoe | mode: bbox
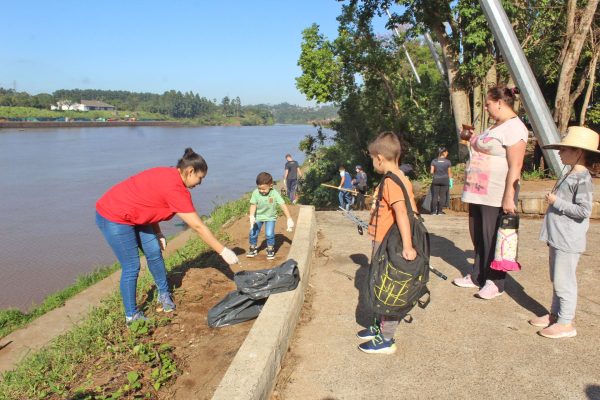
[437,210,446,215]
[246,246,258,258]
[266,246,275,260]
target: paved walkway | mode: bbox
[276,211,600,399]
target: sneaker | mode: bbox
[476,280,503,300]
[437,211,446,215]
[126,311,148,325]
[529,313,557,328]
[452,274,478,288]
[539,323,577,339]
[357,321,380,340]
[156,292,176,313]
[266,246,275,260]
[246,246,258,258]
[358,334,397,355]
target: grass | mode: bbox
[0,264,120,338]
[0,196,250,399]
[0,106,167,121]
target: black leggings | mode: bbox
[431,183,449,213]
[468,204,506,290]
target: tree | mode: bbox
[553,0,599,131]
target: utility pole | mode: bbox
[423,32,447,84]
[479,0,563,176]
[384,7,421,84]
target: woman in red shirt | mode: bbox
[96,148,239,324]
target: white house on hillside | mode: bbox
[51,100,116,111]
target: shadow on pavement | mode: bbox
[350,253,372,328]
[585,385,600,399]
[504,274,548,316]
[429,233,474,276]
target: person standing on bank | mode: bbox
[352,165,368,210]
[284,154,303,204]
[530,126,598,339]
[430,147,453,215]
[338,165,354,210]
[96,148,240,325]
[452,86,528,300]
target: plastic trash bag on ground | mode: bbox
[207,259,300,327]
[234,259,299,300]
[207,291,267,328]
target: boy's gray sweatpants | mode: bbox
[549,246,581,325]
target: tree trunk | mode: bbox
[580,39,600,125]
[553,0,599,133]
[432,24,471,159]
[378,71,402,118]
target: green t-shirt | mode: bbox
[250,188,285,221]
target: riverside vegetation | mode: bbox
[0,88,338,126]
[0,196,250,399]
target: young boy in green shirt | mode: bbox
[247,172,294,259]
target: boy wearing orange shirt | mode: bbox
[358,131,418,354]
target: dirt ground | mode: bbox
[62,206,299,400]
[158,206,299,399]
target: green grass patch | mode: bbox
[0,196,250,399]
[0,106,167,121]
[0,264,120,338]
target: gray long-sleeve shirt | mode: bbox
[540,169,593,253]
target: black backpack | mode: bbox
[366,172,430,319]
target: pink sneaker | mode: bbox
[539,323,577,339]
[529,314,557,328]
[452,274,477,288]
[476,280,503,300]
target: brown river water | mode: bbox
[0,125,315,310]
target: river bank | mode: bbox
[0,120,184,129]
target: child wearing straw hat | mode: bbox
[529,126,599,339]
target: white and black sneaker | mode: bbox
[266,246,275,260]
[246,246,258,258]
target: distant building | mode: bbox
[50,100,116,112]
[79,100,116,111]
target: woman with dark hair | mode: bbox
[453,86,528,300]
[96,148,240,324]
[430,147,452,215]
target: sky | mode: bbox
[0,1,391,106]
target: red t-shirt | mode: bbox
[96,167,195,225]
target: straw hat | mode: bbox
[542,126,600,154]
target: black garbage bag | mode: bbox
[207,291,267,328]
[207,259,300,328]
[234,259,300,300]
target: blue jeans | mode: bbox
[286,179,298,202]
[249,220,276,247]
[96,211,169,317]
[339,191,353,209]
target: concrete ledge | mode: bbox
[212,205,317,400]
[448,194,600,219]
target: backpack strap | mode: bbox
[372,171,418,254]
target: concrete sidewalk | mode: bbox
[275,211,600,399]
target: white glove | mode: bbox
[286,218,294,232]
[249,215,256,230]
[157,234,167,251]
[219,247,240,265]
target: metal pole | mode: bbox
[479,0,563,176]
[384,8,421,84]
[424,32,447,82]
